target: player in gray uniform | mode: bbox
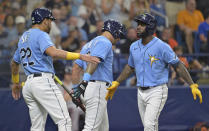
[106,13,202,131]
[71,19,126,131]
[11,8,99,131]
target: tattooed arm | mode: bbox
[105,64,135,100]
[173,61,202,103]
[174,61,194,85]
[116,64,135,83]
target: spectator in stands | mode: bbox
[0,6,5,24]
[61,24,82,52]
[101,0,128,23]
[61,66,84,131]
[52,8,67,40]
[77,0,101,34]
[129,0,150,20]
[0,23,8,49]
[70,0,83,16]
[161,27,178,49]
[49,9,62,49]
[149,0,166,31]
[67,16,88,41]
[119,27,137,54]
[3,14,17,48]
[61,17,88,52]
[88,20,104,41]
[177,0,204,53]
[198,10,209,53]
[173,46,202,85]
[165,0,185,26]
[9,16,26,50]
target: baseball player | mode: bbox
[70,19,126,131]
[105,13,203,131]
[11,8,99,131]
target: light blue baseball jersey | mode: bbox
[75,36,113,84]
[128,37,179,87]
[13,28,55,75]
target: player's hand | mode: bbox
[105,81,120,100]
[80,54,100,64]
[72,81,88,98]
[12,83,21,100]
[190,83,202,104]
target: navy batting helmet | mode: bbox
[102,19,127,39]
[134,13,157,35]
[31,8,56,25]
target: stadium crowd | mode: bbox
[0,0,209,130]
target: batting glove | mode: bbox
[73,80,88,99]
[105,81,120,100]
[190,83,202,103]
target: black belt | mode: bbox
[89,80,111,86]
[33,73,54,78]
[139,86,151,90]
[33,73,42,77]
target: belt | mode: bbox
[29,73,54,78]
[89,80,111,86]
[139,86,152,91]
[33,73,42,77]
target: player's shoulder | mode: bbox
[154,37,169,47]
[29,28,49,38]
[154,37,174,53]
[94,36,112,47]
[130,39,140,50]
[95,36,111,43]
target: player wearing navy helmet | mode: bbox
[70,19,126,131]
[106,13,202,131]
[11,8,100,131]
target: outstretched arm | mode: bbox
[116,64,135,83]
[45,46,100,64]
[105,64,135,100]
[174,61,202,103]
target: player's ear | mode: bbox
[42,19,48,26]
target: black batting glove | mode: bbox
[73,80,88,98]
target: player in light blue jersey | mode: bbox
[70,19,126,131]
[106,13,202,131]
[10,8,100,131]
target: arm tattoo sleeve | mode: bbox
[116,64,135,83]
[175,61,194,85]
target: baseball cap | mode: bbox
[15,16,26,24]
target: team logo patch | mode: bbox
[149,54,159,67]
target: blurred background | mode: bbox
[0,0,209,131]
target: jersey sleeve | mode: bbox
[162,43,179,65]
[75,59,84,68]
[38,32,54,54]
[90,40,112,62]
[13,48,21,64]
[128,47,134,68]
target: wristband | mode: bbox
[66,52,80,60]
[12,74,19,84]
[83,73,91,81]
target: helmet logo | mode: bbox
[142,14,146,20]
[107,23,111,29]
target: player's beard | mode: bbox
[137,31,149,39]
